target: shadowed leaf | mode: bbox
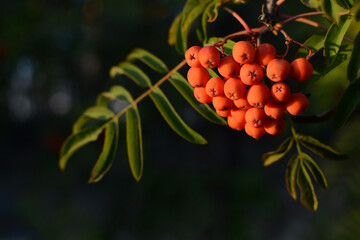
[89,120,119,183]
[110,62,151,87]
[262,137,294,166]
[127,48,169,73]
[297,134,348,160]
[347,31,360,82]
[297,161,318,212]
[73,106,114,134]
[59,127,104,171]
[286,153,300,200]
[300,153,328,189]
[169,72,226,125]
[149,86,207,144]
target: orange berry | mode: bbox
[255,43,276,66]
[233,96,251,110]
[227,108,246,130]
[245,107,267,128]
[194,87,212,104]
[247,84,270,108]
[245,123,266,139]
[218,56,241,78]
[187,67,209,87]
[264,100,285,119]
[232,41,256,64]
[290,58,313,82]
[199,46,220,68]
[271,82,291,103]
[185,46,202,68]
[213,95,234,111]
[224,77,246,100]
[216,109,231,117]
[285,93,309,115]
[205,77,224,97]
[240,62,264,85]
[266,59,290,82]
[264,118,285,135]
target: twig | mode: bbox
[279,29,312,60]
[222,6,253,34]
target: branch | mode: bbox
[223,6,252,34]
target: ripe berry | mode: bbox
[264,100,285,119]
[232,41,256,64]
[218,56,241,78]
[266,59,290,82]
[255,43,276,66]
[227,108,246,130]
[240,62,264,85]
[271,82,291,103]
[185,46,202,68]
[290,58,313,82]
[216,109,231,117]
[194,87,212,104]
[199,46,220,68]
[187,67,209,87]
[245,123,266,139]
[264,118,285,135]
[245,107,267,128]
[206,77,224,97]
[213,95,234,111]
[224,78,246,100]
[233,96,251,110]
[285,93,309,115]
[247,84,270,108]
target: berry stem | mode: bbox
[222,6,253,34]
[279,29,312,60]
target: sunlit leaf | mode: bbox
[286,153,300,200]
[59,127,104,171]
[110,62,151,87]
[333,79,360,128]
[300,153,328,189]
[347,31,360,82]
[169,72,226,125]
[207,68,220,78]
[324,15,352,64]
[296,31,326,59]
[126,48,169,73]
[300,0,321,8]
[168,13,184,53]
[296,134,349,160]
[297,161,318,212]
[89,120,119,183]
[73,106,115,134]
[207,37,236,56]
[262,137,294,166]
[149,86,207,144]
[321,0,348,23]
[335,0,353,9]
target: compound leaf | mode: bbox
[262,137,294,166]
[286,153,300,200]
[110,62,151,88]
[89,120,119,183]
[126,48,168,73]
[297,161,318,212]
[297,134,349,160]
[73,106,115,134]
[149,86,207,144]
[300,153,328,189]
[59,126,104,171]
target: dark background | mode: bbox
[1,0,359,239]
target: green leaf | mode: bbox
[168,13,184,53]
[297,161,318,212]
[59,126,104,171]
[89,120,119,183]
[262,137,294,166]
[207,68,220,78]
[300,153,328,189]
[353,1,360,22]
[335,0,352,9]
[149,86,207,144]
[73,106,115,134]
[321,0,348,23]
[207,37,236,56]
[169,72,226,125]
[324,15,352,65]
[196,1,216,43]
[300,0,321,8]
[347,31,360,82]
[296,134,349,160]
[333,79,360,128]
[126,100,143,182]
[286,153,300,200]
[110,62,152,88]
[296,31,327,59]
[126,48,169,73]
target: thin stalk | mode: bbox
[286,114,302,153]
[223,6,253,34]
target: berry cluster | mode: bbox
[185,41,313,139]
